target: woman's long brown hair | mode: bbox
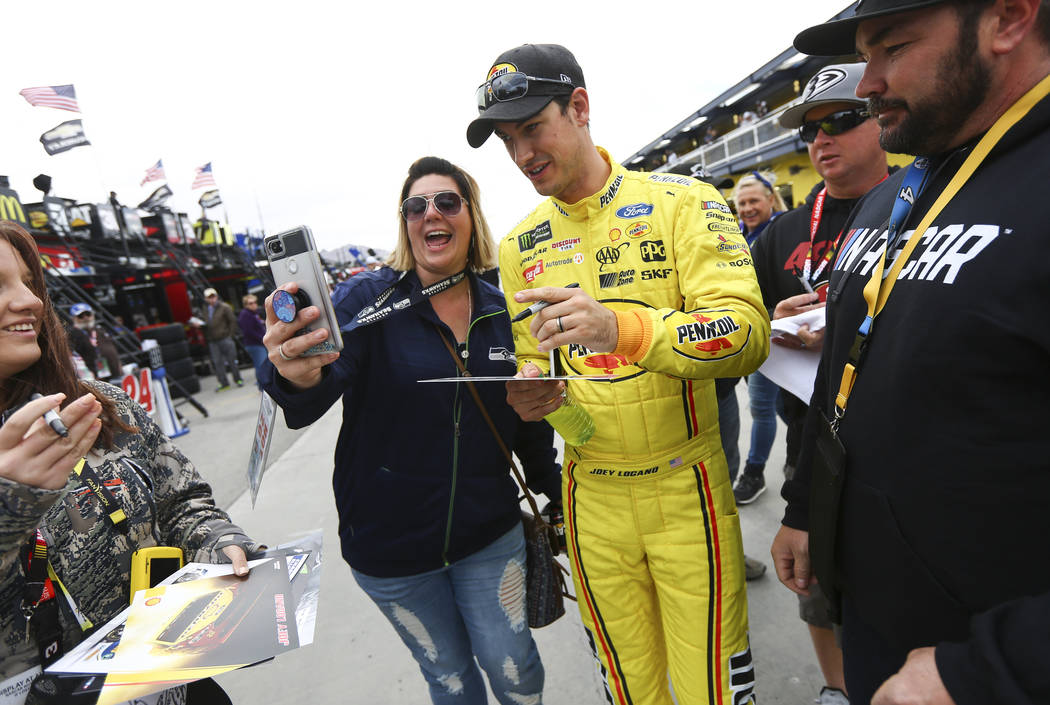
[0,221,134,447]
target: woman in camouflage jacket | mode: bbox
[0,222,260,703]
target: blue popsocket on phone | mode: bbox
[272,289,311,323]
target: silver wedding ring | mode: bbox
[277,343,294,361]
[557,316,565,333]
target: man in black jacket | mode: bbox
[754,61,889,705]
[771,1,1050,704]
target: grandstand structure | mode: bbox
[624,2,909,208]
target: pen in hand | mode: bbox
[796,274,815,295]
[30,393,69,438]
[511,283,581,322]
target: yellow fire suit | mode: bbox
[500,148,769,705]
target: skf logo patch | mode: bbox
[595,243,629,271]
[641,268,672,280]
[615,203,654,219]
[598,174,624,208]
[523,260,544,282]
[626,221,651,238]
[608,228,622,242]
[701,200,732,214]
[518,220,553,252]
[639,240,666,262]
[676,312,740,354]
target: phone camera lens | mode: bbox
[268,240,284,255]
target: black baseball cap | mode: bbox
[466,44,585,148]
[794,0,948,56]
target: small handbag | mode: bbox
[435,328,574,628]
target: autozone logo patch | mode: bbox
[599,269,635,288]
[701,200,732,214]
[518,220,552,252]
[523,260,544,282]
[640,240,666,262]
[615,203,654,219]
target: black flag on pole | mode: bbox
[198,189,222,209]
[138,183,174,211]
[39,119,90,155]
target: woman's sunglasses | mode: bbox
[799,108,870,143]
[475,72,574,111]
[400,191,465,222]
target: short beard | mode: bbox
[871,11,991,156]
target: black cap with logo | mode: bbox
[466,44,585,148]
[794,0,948,55]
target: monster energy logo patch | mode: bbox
[518,220,553,252]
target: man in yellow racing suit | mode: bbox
[467,44,769,705]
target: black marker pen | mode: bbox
[511,283,581,322]
[30,393,69,438]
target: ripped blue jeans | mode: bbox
[352,524,544,705]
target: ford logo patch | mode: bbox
[616,203,654,219]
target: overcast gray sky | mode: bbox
[0,0,850,254]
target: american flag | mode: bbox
[140,159,166,186]
[191,162,216,190]
[19,85,80,113]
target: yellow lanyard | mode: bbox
[835,72,1050,416]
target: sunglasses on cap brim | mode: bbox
[475,72,575,111]
[799,108,870,143]
[400,191,466,221]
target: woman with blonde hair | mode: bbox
[260,157,560,704]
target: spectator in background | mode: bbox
[730,171,788,507]
[202,288,243,391]
[238,294,267,390]
[756,60,890,705]
[69,303,122,382]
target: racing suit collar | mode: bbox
[549,146,624,222]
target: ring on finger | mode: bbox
[557,316,565,333]
[277,343,294,362]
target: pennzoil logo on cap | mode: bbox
[487,63,516,81]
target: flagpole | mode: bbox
[254,190,267,236]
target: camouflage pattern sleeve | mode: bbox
[98,383,260,563]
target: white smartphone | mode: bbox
[264,225,344,355]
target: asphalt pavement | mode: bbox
[170,371,826,704]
